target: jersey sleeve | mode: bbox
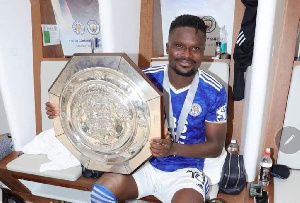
[141,66,164,92]
[205,86,228,122]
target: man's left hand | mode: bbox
[150,128,175,157]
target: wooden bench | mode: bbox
[0,152,273,203]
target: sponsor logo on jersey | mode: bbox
[189,103,202,117]
[87,20,100,35]
[72,21,85,35]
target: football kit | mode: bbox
[142,64,228,172]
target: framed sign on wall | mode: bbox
[51,0,102,56]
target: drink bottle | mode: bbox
[227,139,239,154]
[220,25,228,59]
[258,148,272,186]
[215,42,221,59]
[220,25,227,54]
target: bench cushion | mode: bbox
[6,153,82,181]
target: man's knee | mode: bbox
[93,173,138,201]
[95,173,128,190]
[172,188,204,203]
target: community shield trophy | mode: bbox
[49,53,163,174]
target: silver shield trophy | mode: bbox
[49,53,163,174]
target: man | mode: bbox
[46,14,227,203]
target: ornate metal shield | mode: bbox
[49,53,163,174]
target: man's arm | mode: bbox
[150,121,226,158]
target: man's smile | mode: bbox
[175,58,197,67]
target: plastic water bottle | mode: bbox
[215,41,221,59]
[219,25,228,55]
[227,139,239,154]
[258,148,272,186]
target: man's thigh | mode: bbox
[132,161,157,198]
[154,168,208,203]
[95,172,138,201]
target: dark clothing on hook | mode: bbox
[233,0,258,101]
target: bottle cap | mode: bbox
[265,148,271,155]
[231,139,237,144]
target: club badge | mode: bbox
[202,16,216,33]
[189,103,202,117]
[87,20,100,35]
[72,21,85,35]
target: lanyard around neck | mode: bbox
[163,67,199,142]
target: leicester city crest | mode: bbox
[72,21,85,35]
[87,20,100,35]
[189,103,202,117]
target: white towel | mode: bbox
[203,148,227,185]
[22,128,80,172]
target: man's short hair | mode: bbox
[169,14,206,36]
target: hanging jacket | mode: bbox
[233,0,258,101]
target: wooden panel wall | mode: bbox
[30,0,44,134]
[138,0,164,68]
[30,0,63,134]
[227,0,246,146]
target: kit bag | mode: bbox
[0,134,12,161]
[218,152,247,195]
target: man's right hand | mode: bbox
[45,102,59,119]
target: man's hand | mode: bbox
[45,102,59,119]
[150,128,175,157]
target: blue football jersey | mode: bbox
[142,64,227,172]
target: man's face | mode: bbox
[166,27,205,77]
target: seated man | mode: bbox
[46,14,227,203]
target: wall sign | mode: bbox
[51,0,102,56]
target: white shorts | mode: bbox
[132,162,209,203]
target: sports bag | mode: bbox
[218,152,247,195]
[0,133,12,161]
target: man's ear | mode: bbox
[166,43,169,54]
